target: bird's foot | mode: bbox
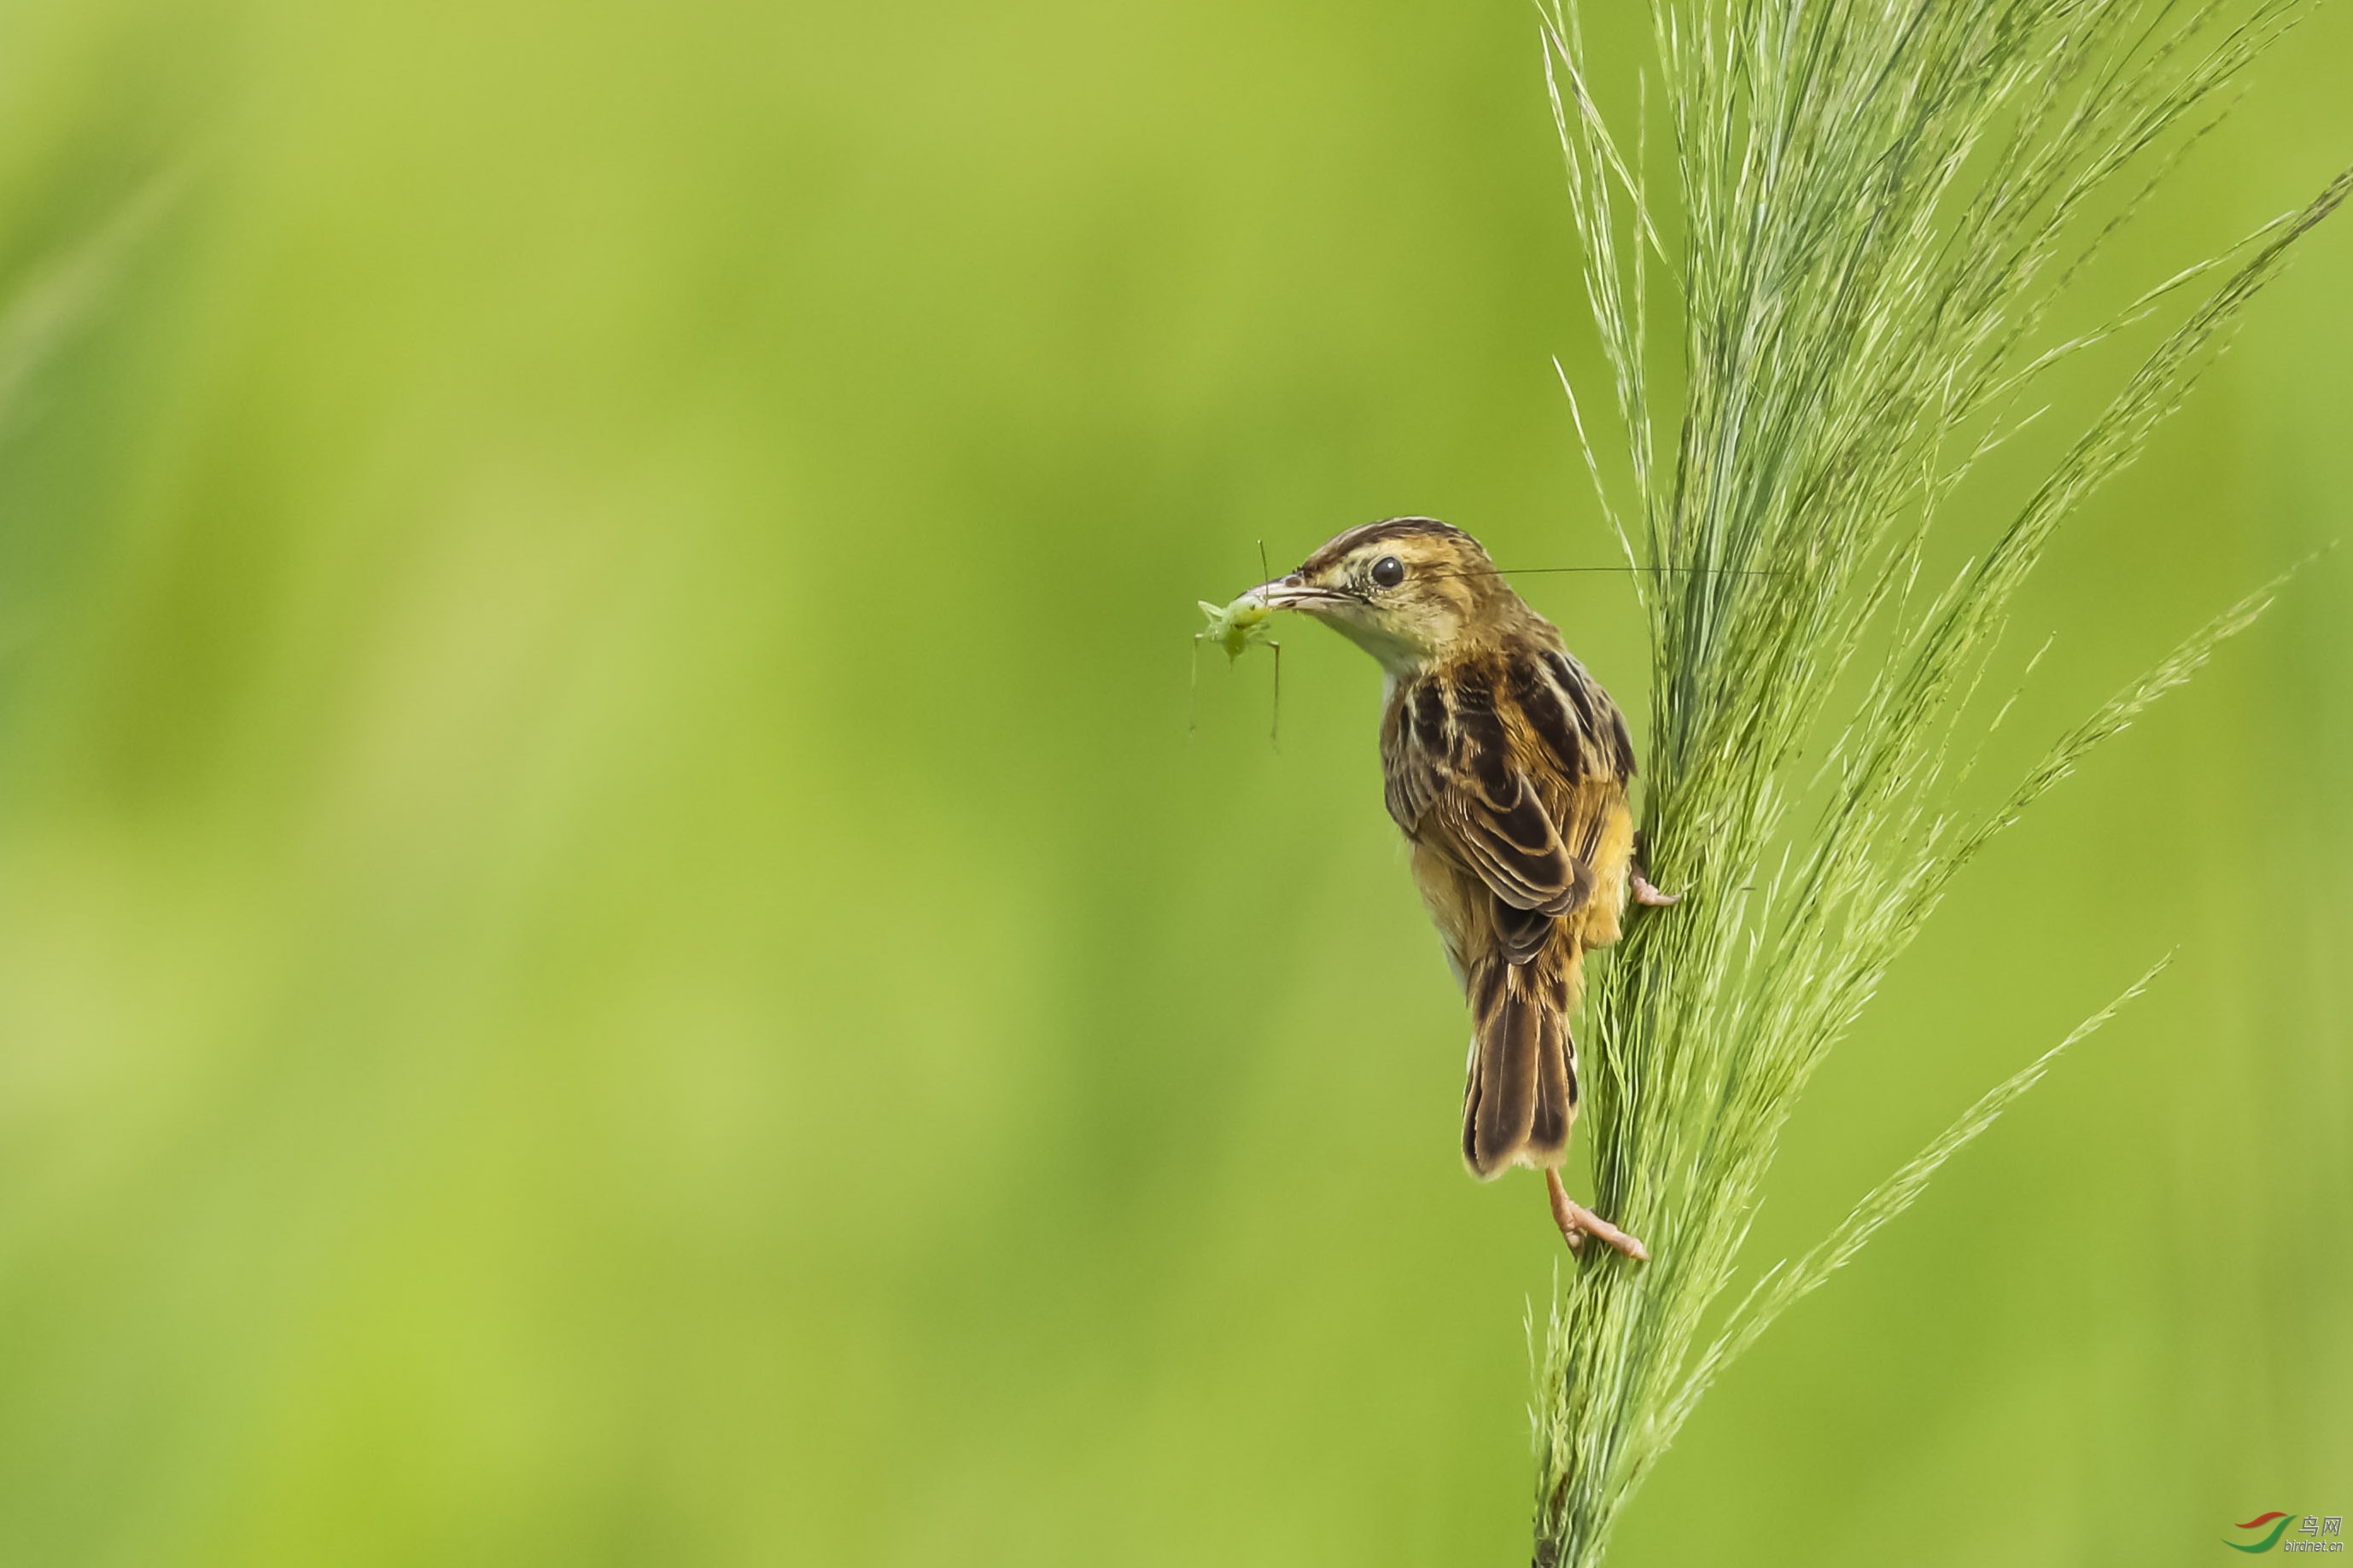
[1545,1169,1649,1262]
[1628,831,1679,906]
[1631,871,1679,907]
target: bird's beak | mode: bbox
[1252,573,1350,615]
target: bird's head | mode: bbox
[1255,517,1532,677]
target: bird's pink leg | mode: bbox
[1546,1168,1649,1262]
[1630,831,1680,906]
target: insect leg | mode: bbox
[1188,632,1204,736]
[1268,638,1282,748]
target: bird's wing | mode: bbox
[1381,679,1446,832]
[1387,669,1595,921]
[1499,645,1638,871]
[1435,763,1595,918]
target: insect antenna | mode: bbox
[1259,539,1282,749]
[1424,563,1794,583]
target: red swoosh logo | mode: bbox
[2235,1513,2292,1530]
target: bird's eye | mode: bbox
[1370,556,1405,589]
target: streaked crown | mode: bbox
[1263,517,1543,676]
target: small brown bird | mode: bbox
[1255,517,1672,1259]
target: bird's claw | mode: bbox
[1631,871,1680,907]
[1546,1169,1649,1262]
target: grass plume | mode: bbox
[1528,1,2346,1560]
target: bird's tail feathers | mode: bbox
[1461,949,1579,1180]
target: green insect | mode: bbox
[1191,544,1284,743]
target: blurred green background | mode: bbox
[0,2,2343,1564]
